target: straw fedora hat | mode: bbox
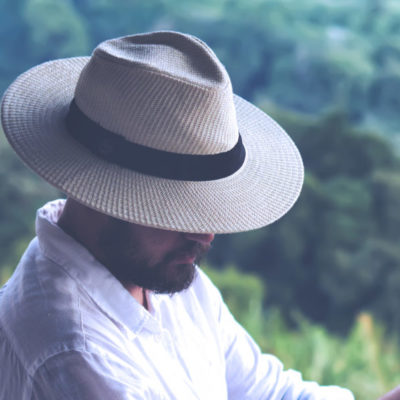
[1,31,303,234]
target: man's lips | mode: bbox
[169,251,197,264]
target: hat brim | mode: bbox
[1,57,303,233]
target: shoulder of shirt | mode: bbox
[175,266,221,302]
[163,266,225,321]
[192,267,222,297]
[0,238,86,376]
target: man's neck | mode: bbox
[123,284,149,310]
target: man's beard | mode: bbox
[97,220,211,294]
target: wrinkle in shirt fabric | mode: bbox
[0,200,355,399]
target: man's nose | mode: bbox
[183,232,215,245]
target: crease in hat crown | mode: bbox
[74,31,239,155]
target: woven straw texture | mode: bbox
[1,32,304,233]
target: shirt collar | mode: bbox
[36,199,161,336]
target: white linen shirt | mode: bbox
[0,200,354,399]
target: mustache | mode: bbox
[163,241,211,265]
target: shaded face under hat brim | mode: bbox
[1,57,303,234]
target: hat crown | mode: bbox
[74,31,239,155]
[96,31,228,87]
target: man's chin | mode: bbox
[143,262,196,294]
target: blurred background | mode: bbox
[1,0,400,398]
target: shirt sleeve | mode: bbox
[30,350,164,400]
[196,270,354,400]
[219,301,355,399]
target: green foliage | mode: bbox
[71,0,168,47]
[202,265,265,338]
[1,0,400,378]
[23,0,90,61]
[0,264,14,287]
[205,265,400,400]
[0,131,59,269]
[210,110,400,335]
[5,0,400,138]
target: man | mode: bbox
[0,30,356,399]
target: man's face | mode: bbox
[97,217,214,294]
